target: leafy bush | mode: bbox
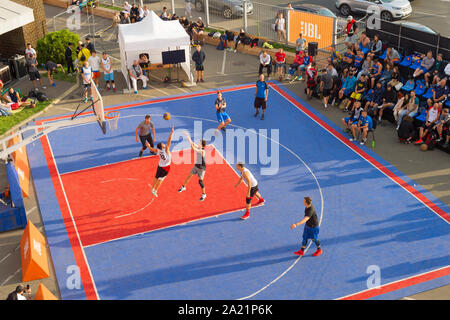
[36,29,80,65]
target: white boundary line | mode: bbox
[271,85,450,225]
[45,135,101,300]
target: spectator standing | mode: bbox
[305,62,318,99]
[275,12,286,42]
[112,12,121,41]
[192,45,206,83]
[345,16,358,47]
[129,60,148,94]
[274,47,286,81]
[320,66,334,109]
[295,33,307,55]
[26,54,45,91]
[88,50,101,87]
[25,43,37,60]
[77,43,91,71]
[6,285,31,300]
[259,51,272,79]
[65,42,75,75]
[185,0,192,18]
[85,37,95,54]
[123,1,131,14]
[101,52,116,91]
[81,61,93,103]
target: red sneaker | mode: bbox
[256,198,265,205]
[294,249,304,256]
[113,87,117,92]
[414,138,423,145]
[240,211,250,220]
[312,249,323,257]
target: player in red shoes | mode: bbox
[290,196,322,257]
[146,125,174,197]
[234,162,265,220]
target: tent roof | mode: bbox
[0,0,34,36]
[118,11,190,51]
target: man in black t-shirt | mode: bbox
[290,197,322,257]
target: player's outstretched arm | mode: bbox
[145,141,158,154]
[166,125,174,153]
[290,216,310,229]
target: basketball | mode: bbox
[163,112,171,120]
[420,143,428,152]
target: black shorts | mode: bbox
[139,134,154,150]
[195,64,204,71]
[83,83,91,90]
[29,71,40,81]
[254,97,266,110]
[250,185,259,198]
[323,88,331,97]
[155,165,170,180]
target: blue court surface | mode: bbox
[26,82,449,300]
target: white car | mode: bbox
[336,0,412,21]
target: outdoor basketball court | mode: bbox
[25,82,449,300]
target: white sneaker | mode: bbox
[152,189,158,197]
[200,193,206,201]
[349,138,355,141]
[360,138,367,145]
[178,186,186,193]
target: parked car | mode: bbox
[194,0,254,19]
[290,3,346,36]
[335,0,412,21]
[393,21,437,35]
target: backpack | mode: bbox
[243,37,252,45]
[424,130,437,150]
[36,92,48,102]
[28,90,37,99]
[225,30,234,42]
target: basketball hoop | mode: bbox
[105,111,120,131]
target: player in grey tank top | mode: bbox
[178,131,207,201]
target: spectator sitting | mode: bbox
[193,17,205,44]
[6,285,31,300]
[413,50,435,79]
[234,29,246,52]
[187,21,197,44]
[434,107,449,143]
[367,34,382,59]
[143,6,150,19]
[342,100,363,132]
[171,13,179,20]
[274,47,286,81]
[425,53,445,87]
[129,60,148,94]
[129,4,139,23]
[179,16,190,28]
[335,69,356,107]
[397,115,415,144]
[259,50,272,79]
[138,53,149,76]
[384,47,400,65]
[414,102,441,144]
[353,50,364,70]
[432,78,449,104]
[356,32,370,54]
[287,50,304,81]
[121,12,131,24]
[45,60,65,87]
[369,58,383,88]
[0,100,12,116]
[351,110,373,145]
[4,88,31,110]
[137,4,144,21]
[393,93,410,124]
[160,6,169,20]
[345,73,368,111]
[298,50,313,80]
[378,62,393,87]
[357,56,372,80]
[341,47,355,71]
[376,83,397,125]
[365,81,384,113]
[444,62,450,80]
[122,1,131,14]
[396,91,419,129]
[388,65,403,91]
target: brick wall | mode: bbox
[0,0,48,58]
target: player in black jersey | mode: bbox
[178,131,207,201]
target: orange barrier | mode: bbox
[34,283,58,300]
[20,221,50,282]
[7,135,31,198]
[288,10,335,50]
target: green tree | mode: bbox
[36,29,80,65]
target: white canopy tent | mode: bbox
[118,11,193,90]
[0,0,34,36]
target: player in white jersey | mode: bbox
[235,162,265,220]
[146,125,174,197]
[101,52,116,91]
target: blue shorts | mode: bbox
[345,117,357,124]
[303,225,320,241]
[216,111,230,123]
[104,73,114,82]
